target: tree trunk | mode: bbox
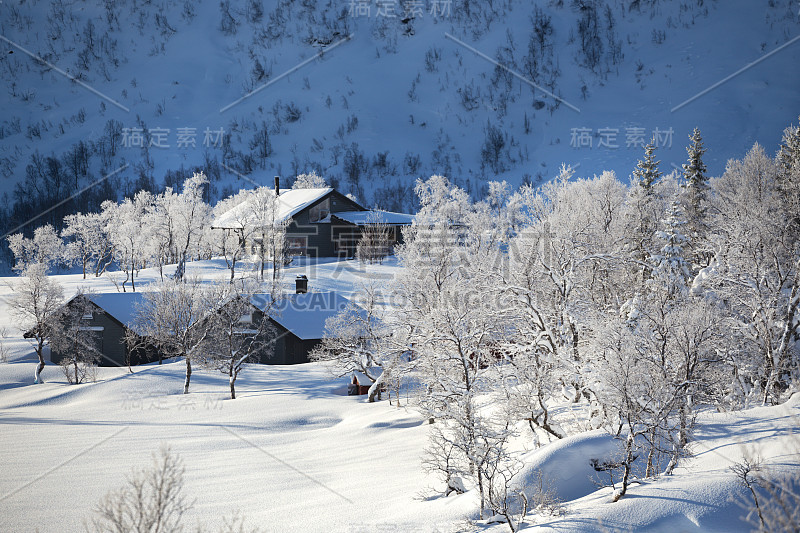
[367,372,385,402]
[679,399,689,449]
[183,357,192,394]
[230,372,236,400]
[175,255,186,281]
[260,241,266,280]
[34,348,45,384]
[612,434,634,502]
[645,428,656,478]
[176,231,192,280]
[664,444,678,475]
[535,391,564,439]
[477,471,486,519]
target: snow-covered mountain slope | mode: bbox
[1,0,798,216]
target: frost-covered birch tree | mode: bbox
[173,172,211,281]
[356,213,392,265]
[509,168,628,404]
[586,314,678,502]
[212,189,259,282]
[62,212,113,279]
[129,278,212,392]
[776,115,800,230]
[9,263,64,384]
[143,189,178,280]
[197,281,276,399]
[7,224,65,273]
[395,176,518,517]
[246,186,290,282]
[705,144,800,405]
[107,191,152,292]
[291,171,328,189]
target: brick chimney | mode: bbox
[274,176,280,196]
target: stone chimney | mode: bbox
[274,176,280,196]
[295,275,308,294]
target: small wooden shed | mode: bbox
[348,372,373,396]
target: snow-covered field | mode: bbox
[0,360,478,532]
[1,258,798,532]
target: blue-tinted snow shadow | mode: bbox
[0,377,31,392]
[0,415,341,434]
[0,361,40,391]
[365,418,424,430]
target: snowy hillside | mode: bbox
[1,0,798,220]
[509,398,800,532]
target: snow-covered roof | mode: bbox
[352,368,383,385]
[331,210,415,226]
[212,188,333,229]
[249,291,361,340]
[85,292,144,329]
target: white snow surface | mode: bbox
[85,291,145,329]
[253,291,357,340]
[514,395,800,532]
[212,188,334,229]
[0,360,476,532]
[0,258,798,532]
[332,210,416,226]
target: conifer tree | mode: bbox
[626,140,662,278]
[681,128,709,266]
[632,140,662,192]
[648,199,691,300]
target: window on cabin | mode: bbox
[287,236,307,256]
[82,311,93,320]
[248,236,263,256]
[239,313,253,324]
[309,198,330,223]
